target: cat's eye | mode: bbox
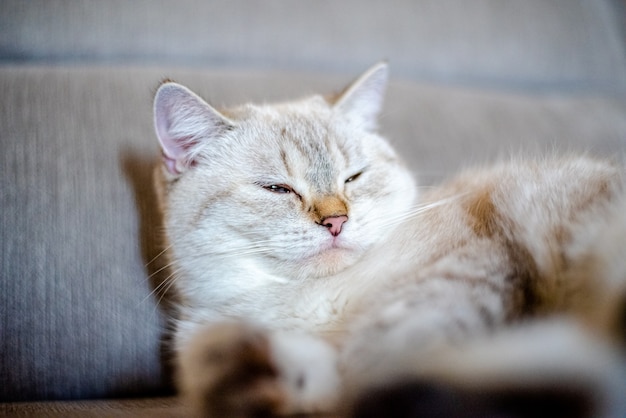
[264,184,293,194]
[345,172,363,183]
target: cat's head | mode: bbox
[153,63,416,284]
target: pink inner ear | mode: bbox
[155,82,232,176]
[155,85,199,175]
[162,151,181,175]
[159,132,200,175]
[161,146,199,175]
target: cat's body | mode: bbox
[153,63,626,417]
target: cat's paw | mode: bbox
[178,322,287,418]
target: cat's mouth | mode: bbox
[313,237,356,259]
[297,243,357,278]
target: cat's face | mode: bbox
[154,64,416,283]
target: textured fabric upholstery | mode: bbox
[1,67,167,401]
[1,397,187,417]
[1,0,625,91]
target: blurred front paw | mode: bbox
[178,322,287,418]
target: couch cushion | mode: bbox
[1,65,625,401]
[1,0,625,92]
[1,397,186,417]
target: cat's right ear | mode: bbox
[154,82,234,176]
[332,61,389,132]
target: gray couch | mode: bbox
[2,1,626,415]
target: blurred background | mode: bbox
[2,0,625,92]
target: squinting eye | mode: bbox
[345,172,362,183]
[264,184,293,194]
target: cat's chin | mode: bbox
[297,246,362,279]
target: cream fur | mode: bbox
[153,63,626,417]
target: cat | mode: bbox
[152,62,626,417]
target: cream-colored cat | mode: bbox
[153,63,626,417]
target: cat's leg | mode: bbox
[177,321,341,417]
[340,277,506,397]
[350,319,626,418]
[341,239,517,398]
[340,273,626,418]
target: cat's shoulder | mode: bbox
[443,155,623,193]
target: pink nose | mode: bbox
[321,215,348,236]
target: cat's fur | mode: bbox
[152,63,626,417]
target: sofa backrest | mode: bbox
[1,0,625,92]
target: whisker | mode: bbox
[146,271,180,319]
[222,248,274,258]
[140,268,177,305]
[366,192,468,230]
[144,259,178,282]
[194,246,275,261]
[145,242,174,268]
[156,272,180,308]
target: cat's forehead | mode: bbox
[232,96,332,125]
[227,97,360,189]
[229,97,346,152]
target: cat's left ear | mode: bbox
[332,62,389,132]
[154,81,234,176]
